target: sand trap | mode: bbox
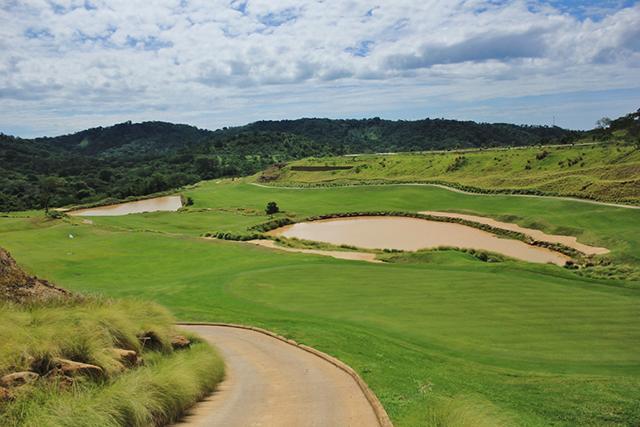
[420,211,609,255]
[268,216,571,265]
[68,196,182,217]
[248,239,381,263]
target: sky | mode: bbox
[1,0,639,137]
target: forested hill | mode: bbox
[1,117,582,212]
[239,118,576,152]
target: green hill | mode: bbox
[261,142,640,205]
[1,117,581,212]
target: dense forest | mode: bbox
[0,115,602,212]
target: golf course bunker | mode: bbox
[420,211,609,255]
[69,196,182,216]
[248,239,381,263]
[269,216,571,265]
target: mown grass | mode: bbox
[263,142,640,204]
[0,298,224,427]
[1,181,639,425]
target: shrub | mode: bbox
[265,201,279,215]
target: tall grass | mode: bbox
[1,343,223,427]
[0,298,175,377]
[422,396,514,427]
[0,298,224,426]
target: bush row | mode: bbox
[203,231,264,241]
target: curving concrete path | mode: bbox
[174,324,383,427]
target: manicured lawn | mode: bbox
[1,181,639,425]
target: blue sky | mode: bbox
[1,0,639,137]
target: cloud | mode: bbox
[384,28,548,70]
[0,0,639,136]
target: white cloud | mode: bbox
[0,0,639,136]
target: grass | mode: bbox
[260,142,640,204]
[1,180,639,425]
[3,342,222,427]
[0,298,224,427]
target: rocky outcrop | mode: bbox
[0,371,39,388]
[112,348,140,367]
[171,335,191,350]
[0,248,71,303]
[53,358,103,378]
[0,386,13,401]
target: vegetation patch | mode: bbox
[0,248,224,427]
[290,165,354,171]
[265,142,640,205]
[381,247,509,264]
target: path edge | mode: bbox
[177,321,394,427]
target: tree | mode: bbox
[265,201,279,215]
[596,117,612,129]
[38,176,64,212]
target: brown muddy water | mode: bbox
[68,196,182,216]
[268,216,571,265]
[420,211,609,255]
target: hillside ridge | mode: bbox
[2,109,637,213]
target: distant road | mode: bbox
[249,182,640,210]
[174,324,383,427]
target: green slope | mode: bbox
[1,181,639,425]
[261,143,640,205]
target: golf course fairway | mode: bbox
[1,180,639,426]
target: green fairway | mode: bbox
[1,181,639,425]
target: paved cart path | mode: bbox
[174,324,382,427]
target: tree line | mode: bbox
[0,115,592,212]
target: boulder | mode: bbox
[112,348,139,366]
[0,371,39,387]
[53,358,103,378]
[171,335,191,350]
[0,386,13,401]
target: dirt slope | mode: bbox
[0,248,70,303]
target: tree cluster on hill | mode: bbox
[0,116,587,211]
[242,117,578,152]
[590,109,640,146]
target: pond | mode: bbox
[68,196,182,217]
[268,216,571,265]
